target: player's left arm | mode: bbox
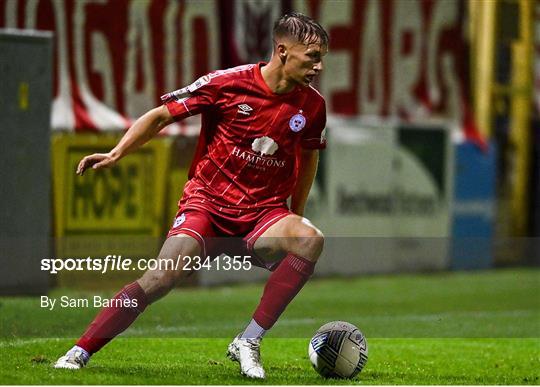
[292,97,326,216]
[291,148,319,216]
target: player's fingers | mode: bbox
[76,154,104,175]
[76,156,91,175]
[91,158,114,170]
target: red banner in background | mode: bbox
[1,0,475,136]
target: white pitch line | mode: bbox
[1,309,537,345]
[126,309,537,335]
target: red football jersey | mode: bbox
[162,63,326,217]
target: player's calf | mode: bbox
[137,234,201,303]
[137,268,186,303]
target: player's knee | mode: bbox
[292,226,324,261]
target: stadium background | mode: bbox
[2,0,538,292]
[0,0,539,385]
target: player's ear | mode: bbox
[276,43,288,64]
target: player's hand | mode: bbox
[76,153,117,175]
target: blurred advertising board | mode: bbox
[309,118,453,237]
[308,118,453,274]
[450,142,496,269]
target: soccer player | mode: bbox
[54,13,328,379]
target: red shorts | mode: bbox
[167,205,291,270]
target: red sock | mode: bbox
[253,254,315,329]
[76,281,148,354]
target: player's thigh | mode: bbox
[138,234,201,300]
[253,214,324,261]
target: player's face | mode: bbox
[283,40,328,86]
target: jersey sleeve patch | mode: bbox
[160,74,212,103]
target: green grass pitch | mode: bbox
[0,268,539,384]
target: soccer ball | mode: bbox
[308,321,368,379]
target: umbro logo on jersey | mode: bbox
[237,104,253,116]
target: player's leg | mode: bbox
[54,234,200,369]
[137,234,201,303]
[250,214,323,327]
[228,213,323,378]
[246,214,323,334]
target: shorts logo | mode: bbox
[237,104,253,116]
[289,110,306,132]
[173,213,186,228]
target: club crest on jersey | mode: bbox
[173,213,186,228]
[289,110,306,132]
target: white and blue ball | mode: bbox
[308,321,368,379]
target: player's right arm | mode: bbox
[76,105,174,175]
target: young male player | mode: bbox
[55,13,328,379]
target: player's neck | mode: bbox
[260,61,296,95]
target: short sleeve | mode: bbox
[301,99,327,150]
[160,73,220,121]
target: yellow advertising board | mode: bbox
[52,134,172,239]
